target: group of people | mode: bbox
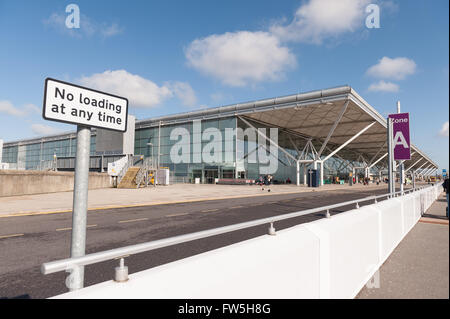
[258,174,273,192]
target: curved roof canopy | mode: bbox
[136,86,437,171]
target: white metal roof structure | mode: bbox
[136,85,438,176]
[3,85,438,178]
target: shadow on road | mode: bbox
[1,294,31,299]
[422,213,448,220]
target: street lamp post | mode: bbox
[146,143,153,166]
[147,142,156,187]
[53,148,58,171]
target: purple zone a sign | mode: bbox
[388,113,411,160]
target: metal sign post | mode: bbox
[69,125,91,290]
[387,118,394,196]
[43,78,128,290]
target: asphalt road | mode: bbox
[0,185,400,299]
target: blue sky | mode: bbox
[0,0,448,170]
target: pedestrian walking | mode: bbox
[443,177,449,218]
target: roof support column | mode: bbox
[317,100,349,158]
[287,135,301,160]
[238,116,297,163]
[368,142,387,166]
[405,158,424,173]
[422,166,434,177]
[320,161,324,186]
[367,153,388,182]
[414,163,429,178]
[369,153,388,169]
[322,122,376,162]
[425,168,436,177]
[417,166,428,179]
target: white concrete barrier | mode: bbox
[401,194,417,234]
[53,184,443,299]
[304,206,381,298]
[374,198,404,262]
[55,224,321,299]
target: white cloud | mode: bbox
[0,101,40,117]
[43,13,123,38]
[0,100,27,117]
[367,57,417,80]
[100,23,123,37]
[79,70,173,108]
[79,70,197,108]
[185,31,296,87]
[24,104,41,114]
[270,0,370,44]
[380,0,399,15]
[167,82,198,107]
[210,92,233,104]
[439,121,449,137]
[185,0,375,86]
[31,124,64,136]
[368,80,399,92]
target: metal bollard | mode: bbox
[114,258,129,282]
[268,222,276,236]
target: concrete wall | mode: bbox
[0,170,112,197]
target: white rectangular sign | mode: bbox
[43,78,128,132]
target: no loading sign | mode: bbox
[43,78,128,132]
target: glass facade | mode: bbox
[2,145,18,163]
[2,135,96,170]
[135,117,237,183]
[1,116,360,183]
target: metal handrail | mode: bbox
[136,157,157,188]
[117,155,133,185]
[41,185,432,276]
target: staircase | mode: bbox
[117,167,141,189]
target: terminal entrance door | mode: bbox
[205,169,218,184]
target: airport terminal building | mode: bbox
[0,86,439,185]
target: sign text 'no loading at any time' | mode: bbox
[43,78,128,132]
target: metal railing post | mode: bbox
[268,222,276,236]
[114,258,129,282]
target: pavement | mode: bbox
[357,192,449,299]
[0,182,386,217]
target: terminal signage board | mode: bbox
[43,78,128,132]
[388,112,411,161]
